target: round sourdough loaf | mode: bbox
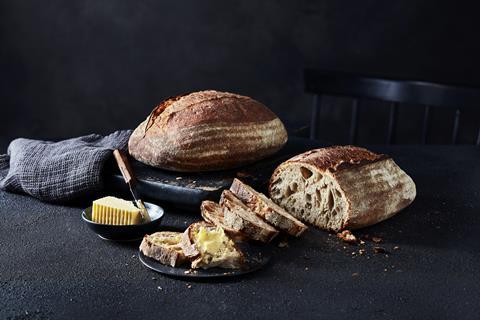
[128,90,288,172]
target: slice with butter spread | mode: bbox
[181,221,245,269]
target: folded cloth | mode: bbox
[0,130,132,203]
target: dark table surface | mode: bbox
[1,142,479,320]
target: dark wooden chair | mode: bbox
[304,69,480,145]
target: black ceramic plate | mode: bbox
[82,202,164,241]
[106,138,325,208]
[139,242,271,279]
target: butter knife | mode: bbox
[113,149,151,222]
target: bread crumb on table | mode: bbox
[337,230,358,244]
[372,236,383,243]
[278,240,289,248]
[373,247,389,254]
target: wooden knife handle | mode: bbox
[113,149,135,185]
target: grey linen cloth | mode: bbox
[0,130,132,203]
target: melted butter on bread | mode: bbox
[192,225,242,268]
[196,226,226,253]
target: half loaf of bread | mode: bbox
[269,146,416,231]
[128,90,288,172]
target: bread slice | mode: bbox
[229,178,308,237]
[269,146,416,232]
[139,232,186,267]
[219,190,279,243]
[200,200,247,241]
[181,221,245,269]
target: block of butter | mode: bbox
[92,196,143,225]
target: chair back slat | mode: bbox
[387,102,398,145]
[349,99,359,144]
[422,105,431,144]
[310,94,321,140]
[452,109,461,144]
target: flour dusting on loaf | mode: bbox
[269,146,416,231]
[128,90,288,172]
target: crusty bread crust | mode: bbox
[282,145,388,172]
[200,201,248,241]
[139,232,186,267]
[269,146,416,231]
[229,178,307,237]
[128,90,288,172]
[219,190,279,243]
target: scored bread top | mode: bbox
[283,145,388,173]
[143,90,278,133]
[128,90,288,172]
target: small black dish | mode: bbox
[82,202,164,241]
[138,242,271,279]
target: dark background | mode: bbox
[1,0,479,146]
